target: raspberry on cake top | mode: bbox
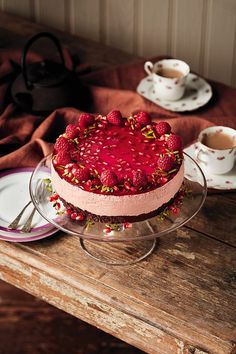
[52,110,183,196]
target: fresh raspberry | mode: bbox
[157,155,174,172]
[71,212,77,220]
[155,121,171,136]
[66,207,73,215]
[159,176,168,185]
[167,134,182,151]
[76,213,85,221]
[136,111,151,125]
[101,169,118,187]
[78,113,95,129]
[65,124,79,139]
[55,151,71,166]
[107,110,123,126]
[104,227,112,233]
[72,167,90,182]
[92,178,101,186]
[132,170,148,188]
[54,136,74,153]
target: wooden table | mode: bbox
[0,12,235,354]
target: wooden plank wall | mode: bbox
[1,0,236,87]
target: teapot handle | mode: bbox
[21,31,65,89]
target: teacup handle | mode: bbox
[196,149,207,165]
[144,61,153,76]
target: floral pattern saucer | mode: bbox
[137,73,212,112]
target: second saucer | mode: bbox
[137,73,212,112]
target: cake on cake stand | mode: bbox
[30,153,207,265]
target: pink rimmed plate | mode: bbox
[0,228,59,243]
[0,168,58,242]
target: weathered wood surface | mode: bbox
[0,223,235,354]
[0,280,143,354]
[0,11,236,354]
[186,192,236,247]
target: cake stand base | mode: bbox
[79,238,157,266]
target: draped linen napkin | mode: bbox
[0,49,236,171]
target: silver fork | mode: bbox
[20,207,37,233]
[8,201,32,229]
[20,180,46,233]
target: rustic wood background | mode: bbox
[0,280,144,354]
[0,0,236,88]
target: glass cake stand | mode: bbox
[29,153,207,265]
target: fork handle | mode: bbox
[8,201,32,229]
[20,207,37,233]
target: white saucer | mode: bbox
[137,73,212,112]
[0,168,58,242]
[184,143,236,190]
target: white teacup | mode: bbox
[195,126,236,175]
[144,59,190,101]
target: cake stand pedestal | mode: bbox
[79,238,157,266]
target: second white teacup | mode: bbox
[144,59,190,101]
[195,126,236,175]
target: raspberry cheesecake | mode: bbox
[51,110,184,222]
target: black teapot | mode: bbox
[11,32,85,114]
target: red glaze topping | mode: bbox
[52,111,183,195]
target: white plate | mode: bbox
[184,143,236,190]
[0,168,58,242]
[137,73,212,112]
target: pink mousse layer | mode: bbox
[51,163,184,217]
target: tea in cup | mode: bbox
[195,126,236,174]
[144,59,190,101]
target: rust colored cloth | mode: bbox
[0,49,236,171]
